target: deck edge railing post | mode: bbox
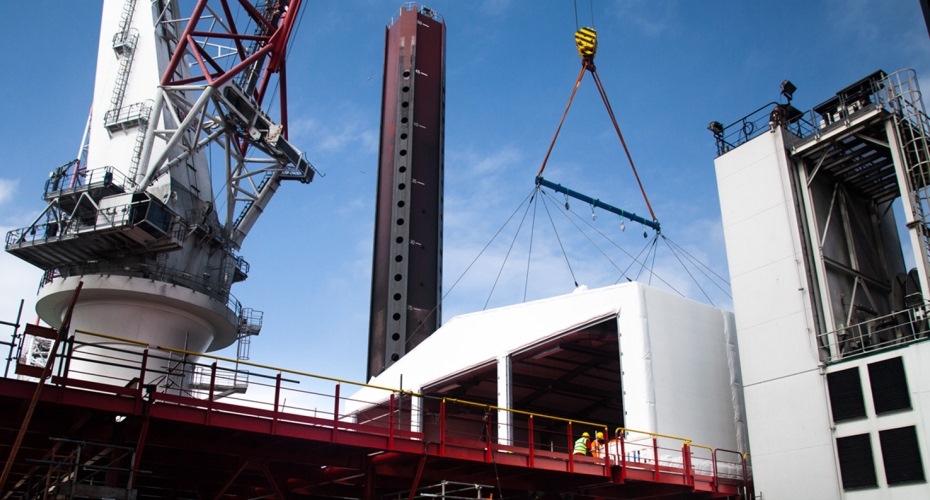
[272,372,282,434]
[603,425,610,476]
[61,336,75,386]
[438,398,444,457]
[484,406,492,463]
[568,421,574,473]
[652,435,660,482]
[332,382,341,443]
[206,360,217,425]
[390,392,397,451]
[619,428,627,482]
[528,415,535,468]
[682,442,693,488]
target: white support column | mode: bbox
[410,394,422,434]
[497,354,512,446]
[887,119,930,300]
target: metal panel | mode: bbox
[837,433,878,489]
[827,367,867,422]
[879,426,926,485]
[868,356,912,414]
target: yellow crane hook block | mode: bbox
[575,27,597,60]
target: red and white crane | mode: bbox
[5,0,312,383]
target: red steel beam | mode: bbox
[0,282,82,492]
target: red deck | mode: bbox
[0,335,751,499]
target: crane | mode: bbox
[4,0,312,384]
[535,26,660,234]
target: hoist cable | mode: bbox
[484,190,537,310]
[572,0,579,31]
[541,191,579,287]
[524,189,540,302]
[573,0,595,30]
[536,63,589,178]
[662,237,714,306]
[589,68,658,223]
[546,188,670,289]
[620,238,656,286]
[404,187,537,347]
[540,189,686,294]
[639,236,660,284]
[539,189,630,277]
[662,235,732,298]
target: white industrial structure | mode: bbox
[713,69,930,498]
[4,0,311,382]
[351,282,749,462]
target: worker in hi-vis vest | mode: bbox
[574,432,591,455]
[590,431,606,458]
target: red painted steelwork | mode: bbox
[369,5,446,379]
[0,336,751,498]
[160,0,302,131]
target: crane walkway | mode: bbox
[0,330,751,499]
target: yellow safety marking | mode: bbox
[575,27,597,59]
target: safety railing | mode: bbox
[605,428,752,489]
[44,165,133,198]
[34,260,242,318]
[11,328,751,492]
[710,101,819,156]
[6,195,177,253]
[712,69,924,157]
[817,303,930,362]
[103,99,151,130]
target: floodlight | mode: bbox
[781,80,797,101]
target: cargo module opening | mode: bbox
[417,317,623,449]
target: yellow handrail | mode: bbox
[70,328,736,461]
[615,426,693,445]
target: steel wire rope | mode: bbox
[538,188,673,289]
[572,0,596,31]
[661,235,732,298]
[542,181,730,311]
[639,235,660,285]
[621,236,657,284]
[541,187,652,285]
[661,237,715,306]
[540,190,580,288]
[484,190,538,310]
[572,0,579,31]
[524,188,541,302]
[403,188,538,348]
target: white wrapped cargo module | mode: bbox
[348,281,747,456]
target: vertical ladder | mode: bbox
[106,0,139,128]
[885,70,930,293]
[126,101,153,184]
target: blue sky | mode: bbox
[1,1,928,383]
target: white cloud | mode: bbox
[289,113,379,156]
[0,179,17,205]
[479,0,513,18]
[0,186,45,324]
[607,1,678,39]
[0,242,42,325]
